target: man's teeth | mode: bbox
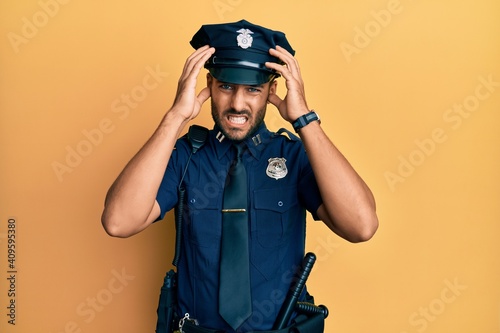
[229,116,246,124]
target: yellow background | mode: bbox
[1,0,499,332]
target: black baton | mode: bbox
[273,252,316,330]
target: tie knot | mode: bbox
[233,143,245,160]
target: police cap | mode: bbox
[190,19,295,85]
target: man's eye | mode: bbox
[220,84,233,90]
[247,87,261,93]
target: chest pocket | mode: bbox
[252,186,299,248]
[186,185,222,248]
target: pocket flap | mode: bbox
[254,187,298,213]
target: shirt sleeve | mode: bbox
[155,139,190,221]
[297,147,323,221]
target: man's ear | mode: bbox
[206,73,213,87]
[268,80,278,98]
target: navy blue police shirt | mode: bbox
[155,122,323,332]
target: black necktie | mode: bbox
[219,144,252,330]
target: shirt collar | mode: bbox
[212,122,272,161]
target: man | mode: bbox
[101,20,378,333]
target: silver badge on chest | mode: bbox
[266,157,288,180]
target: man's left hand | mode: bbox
[265,46,310,123]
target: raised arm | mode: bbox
[101,46,215,238]
[266,46,378,242]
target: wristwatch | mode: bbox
[292,111,320,132]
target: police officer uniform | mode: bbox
[155,20,324,333]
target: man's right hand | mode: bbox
[171,45,215,121]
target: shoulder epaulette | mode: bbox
[275,128,301,142]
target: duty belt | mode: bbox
[165,253,327,333]
[179,312,325,333]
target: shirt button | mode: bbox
[278,201,284,207]
[190,198,196,204]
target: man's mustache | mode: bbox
[223,109,251,117]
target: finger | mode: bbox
[174,47,214,104]
[265,61,297,87]
[189,48,215,78]
[276,46,300,70]
[267,91,283,108]
[176,48,214,99]
[184,45,210,68]
[181,46,215,81]
[272,45,296,64]
[264,59,287,76]
[275,45,294,56]
[180,45,208,76]
[269,46,301,77]
[197,86,211,106]
[184,48,214,81]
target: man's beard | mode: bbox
[211,102,266,142]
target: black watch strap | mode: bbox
[292,111,320,132]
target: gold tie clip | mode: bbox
[222,208,247,213]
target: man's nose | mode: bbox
[230,88,246,111]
